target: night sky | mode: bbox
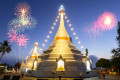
[0,0,120,66]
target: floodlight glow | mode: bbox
[33,60,37,70]
[57,60,65,71]
[86,60,91,71]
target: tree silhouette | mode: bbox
[0,40,12,62]
[96,58,111,68]
[112,21,120,58]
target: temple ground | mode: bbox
[0,73,120,80]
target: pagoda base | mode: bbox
[26,70,98,78]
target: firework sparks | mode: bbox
[7,29,18,43]
[94,11,117,31]
[16,34,29,47]
[15,2,30,16]
[88,11,117,38]
[9,2,37,33]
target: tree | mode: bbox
[96,58,111,68]
[111,21,120,58]
[14,62,21,70]
[111,57,120,72]
[0,40,12,62]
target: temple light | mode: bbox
[47,35,50,38]
[57,16,59,18]
[73,32,76,35]
[71,28,74,31]
[78,41,81,44]
[81,46,83,49]
[76,37,78,39]
[56,19,58,22]
[40,48,42,51]
[42,44,45,47]
[57,60,65,71]
[59,5,65,12]
[69,24,71,27]
[45,39,47,42]
[86,60,91,71]
[54,23,56,25]
[65,16,67,19]
[25,67,28,72]
[49,31,52,34]
[67,20,69,23]
[33,60,37,70]
[51,27,54,29]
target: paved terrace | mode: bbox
[0,73,120,80]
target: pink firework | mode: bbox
[94,11,117,31]
[7,29,18,43]
[16,34,29,47]
[88,11,117,38]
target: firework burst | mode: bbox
[7,29,18,43]
[8,2,37,33]
[9,16,37,32]
[15,2,30,16]
[88,11,117,38]
[94,11,117,31]
[16,34,29,47]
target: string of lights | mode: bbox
[25,14,60,60]
[64,13,85,53]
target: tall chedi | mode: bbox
[25,5,97,78]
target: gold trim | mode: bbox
[30,56,38,58]
[54,37,70,41]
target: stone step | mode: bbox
[49,54,74,57]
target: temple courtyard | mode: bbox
[0,73,120,80]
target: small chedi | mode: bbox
[20,5,97,78]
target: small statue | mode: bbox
[85,48,88,57]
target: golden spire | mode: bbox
[30,42,38,58]
[54,5,70,41]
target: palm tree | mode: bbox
[0,40,11,62]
